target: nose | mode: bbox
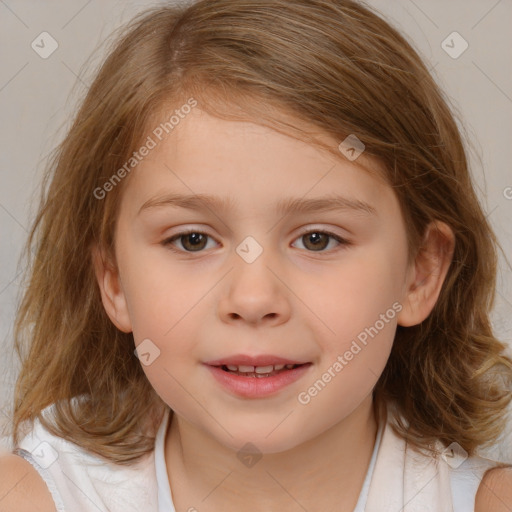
[217,255,292,327]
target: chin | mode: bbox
[210,421,308,456]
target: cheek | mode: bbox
[138,358,196,420]
[306,245,405,340]
[114,251,204,406]
[120,245,203,336]
[300,241,405,395]
[297,301,398,418]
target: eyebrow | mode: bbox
[138,193,377,217]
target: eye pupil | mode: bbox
[189,233,202,244]
[183,232,207,251]
[303,232,329,251]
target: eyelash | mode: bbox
[161,228,351,254]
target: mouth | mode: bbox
[216,363,308,378]
[205,361,313,398]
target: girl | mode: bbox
[1,0,511,511]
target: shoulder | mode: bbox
[475,466,512,512]
[0,454,56,512]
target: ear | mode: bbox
[92,244,133,333]
[397,221,455,327]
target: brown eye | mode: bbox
[302,232,330,251]
[163,231,213,252]
[292,230,350,253]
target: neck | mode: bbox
[164,395,380,511]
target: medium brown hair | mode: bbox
[11,0,512,463]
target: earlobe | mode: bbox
[92,245,133,333]
[397,221,455,327]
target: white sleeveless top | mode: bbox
[14,402,500,511]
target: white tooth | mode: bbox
[227,365,238,371]
[238,365,255,372]
[255,365,274,374]
[274,364,285,371]
[285,364,295,369]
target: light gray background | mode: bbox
[1,0,511,459]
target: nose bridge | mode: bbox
[231,233,279,293]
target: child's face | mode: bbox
[101,106,417,453]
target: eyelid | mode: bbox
[295,225,350,240]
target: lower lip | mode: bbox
[204,364,312,398]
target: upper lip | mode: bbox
[204,354,311,367]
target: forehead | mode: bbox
[119,107,395,220]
